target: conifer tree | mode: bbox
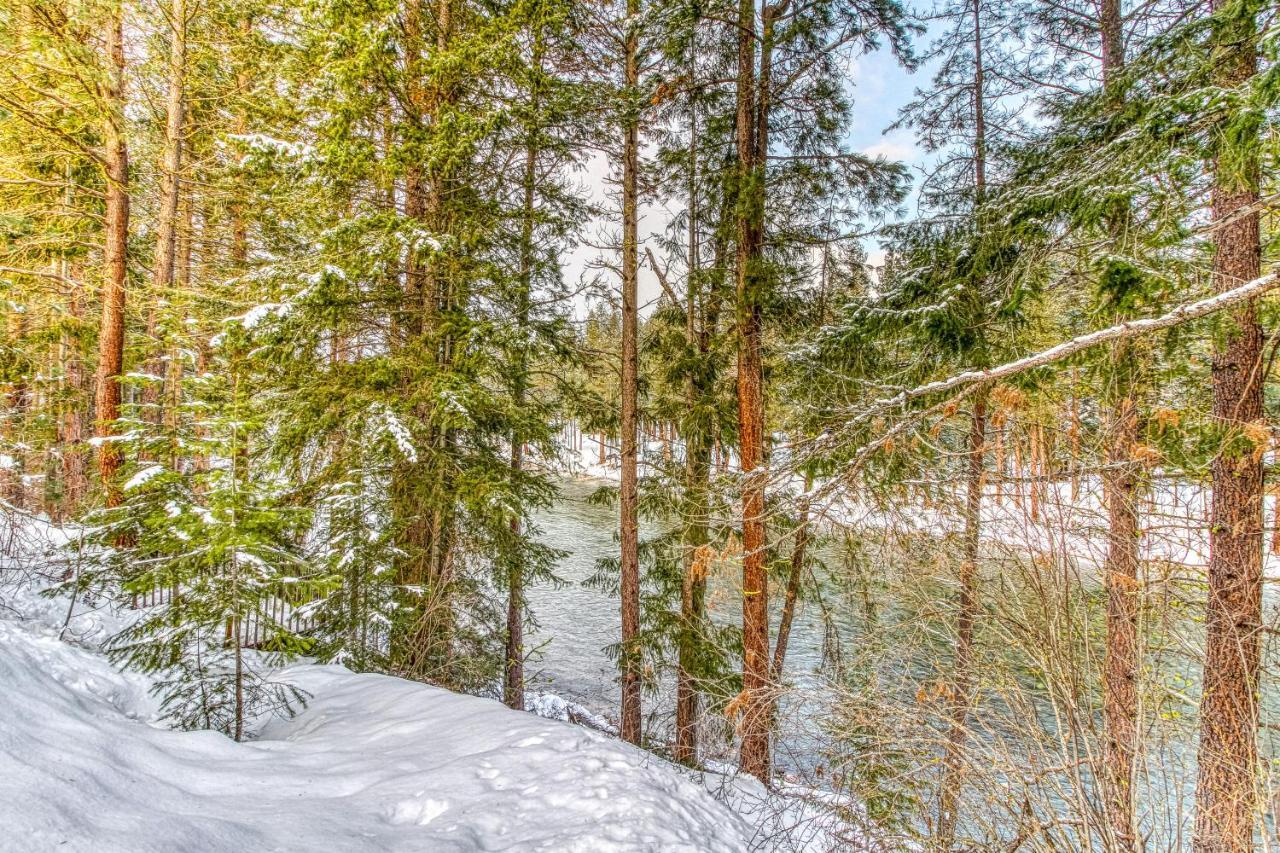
[617,0,644,746]
[892,0,1032,837]
[1195,1,1266,845]
[71,319,313,740]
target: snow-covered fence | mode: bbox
[130,578,325,651]
[233,590,322,650]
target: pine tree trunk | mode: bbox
[505,433,526,710]
[391,0,463,682]
[1097,4,1141,846]
[60,263,87,519]
[3,312,28,508]
[937,3,987,839]
[141,0,187,428]
[230,16,251,269]
[676,175,728,766]
[771,473,810,682]
[675,60,709,762]
[735,0,772,785]
[618,0,643,746]
[1194,3,1263,847]
[401,0,428,336]
[937,390,986,845]
[94,4,129,506]
[504,24,545,712]
[1102,346,1141,851]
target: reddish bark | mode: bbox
[94,6,129,506]
[1194,5,1263,847]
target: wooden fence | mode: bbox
[130,579,324,651]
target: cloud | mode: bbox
[860,131,919,164]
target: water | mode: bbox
[525,477,852,768]
[524,480,625,709]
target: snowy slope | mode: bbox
[0,593,752,853]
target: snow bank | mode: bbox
[0,582,752,852]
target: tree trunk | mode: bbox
[771,472,811,681]
[937,391,986,845]
[141,0,187,428]
[1102,349,1141,852]
[936,2,987,840]
[504,21,545,712]
[60,263,88,519]
[3,312,28,508]
[618,0,643,746]
[94,4,129,505]
[675,47,708,762]
[230,16,251,269]
[1097,3,1141,847]
[391,0,463,683]
[506,432,526,711]
[735,0,772,785]
[1194,3,1263,848]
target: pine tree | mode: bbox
[70,319,313,739]
[1195,1,1266,846]
[891,0,1032,838]
[617,0,645,746]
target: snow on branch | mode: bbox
[875,268,1280,409]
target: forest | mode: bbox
[0,0,1278,848]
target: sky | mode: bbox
[562,40,938,319]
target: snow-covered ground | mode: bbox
[0,510,872,852]
[0,580,752,852]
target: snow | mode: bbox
[122,464,165,492]
[0,564,753,852]
[372,404,418,463]
[229,301,293,331]
[228,132,315,163]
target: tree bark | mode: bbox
[735,0,771,784]
[2,311,28,508]
[141,0,187,428]
[60,262,88,519]
[1194,3,1263,848]
[1102,357,1141,851]
[675,44,709,762]
[937,391,986,845]
[936,3,986,841]
[618,0,643,746]
[1097,3,1141,847]
[771,472,810,682]
[504,19,545,713]
[230,16,251,269]
[94,3,129,505]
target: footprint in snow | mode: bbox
[386,796,449,826]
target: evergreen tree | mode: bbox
[69,319,313,739]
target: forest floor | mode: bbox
[0,514,866,853]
